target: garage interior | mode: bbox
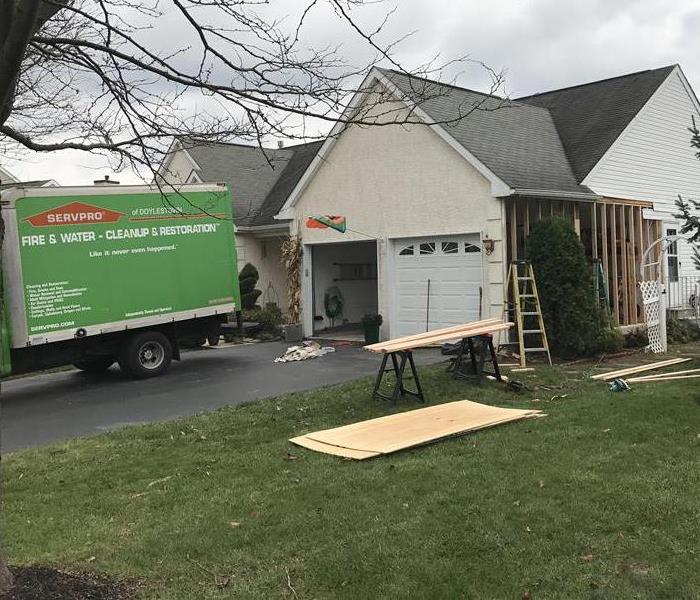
[311,240,378,340]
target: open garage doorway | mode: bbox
[311,241,378,341]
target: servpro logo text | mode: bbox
[24,202,125,227]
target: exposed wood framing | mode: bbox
[505,196,651,327]
[610,205,620,324]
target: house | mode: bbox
[157,139,322,313]
[161,64,700,340]
[0,163,58,190]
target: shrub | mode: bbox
[239,263,262,309]
[242,304,283,334]
[667,317,700,344]
[526,218,615,358]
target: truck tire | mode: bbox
[119,331,172,378]
[73,356,115,372]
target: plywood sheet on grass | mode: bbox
[295,400,543,458]
[289,436,380,460]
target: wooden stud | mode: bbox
[627,374,700,383]
[627,206,636,323]
[627,367,700,381]
[524,201,530,239]
[510,199,518,263]
[590,357,691,380]
[364,318,501,351]
[372,322,514,354]
[573,203,581,237]
[537,200,543,221]
[601,204,609,283]
[620,205,629,325]
[610,204,619,325]
[591,203,598,260]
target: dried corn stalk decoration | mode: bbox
[281,234,303,324]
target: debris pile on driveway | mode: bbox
[275,341,335,363]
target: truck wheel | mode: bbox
[73,356,115,372]
[119,331,172,378]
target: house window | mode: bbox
[465,243,481,253]
[419,242,436,255]
[399,244,414,256]
[441,241,459,254]
[667,228,679,282]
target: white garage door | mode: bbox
[394,235,483,337]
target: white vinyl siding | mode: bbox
[584,67,700,279]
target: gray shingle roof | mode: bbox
[517,66,675,181]
[180,139,320,226]
[0,179,52,190]
[379,68,588,195]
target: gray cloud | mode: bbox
[4,0,699,184]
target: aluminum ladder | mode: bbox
[502,260,552,368]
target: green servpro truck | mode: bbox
[1,182,240,378]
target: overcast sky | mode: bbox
[5,0,700,185]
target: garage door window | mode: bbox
[419,242,436,255]
[442,241,459,254]
[398,244,415,256]
[465,242,481,253]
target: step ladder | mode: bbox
[502,260,552,368]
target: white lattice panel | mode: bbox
[639,280,664,353]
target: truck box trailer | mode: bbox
[1,182,240,377]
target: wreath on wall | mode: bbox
[324,286,344,328]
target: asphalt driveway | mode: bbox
[2,341,443,453]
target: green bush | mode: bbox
[239,263,262,310]
[667,317,700,344]
[526,218,616,358]
[242,304,283,334]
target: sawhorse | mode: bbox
[371,349,426,404]
[450,334,503,382]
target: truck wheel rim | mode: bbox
[138,341,165,369]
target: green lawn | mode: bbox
[4,348,700,599]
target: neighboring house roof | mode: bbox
[517,65,675,181]
[379,68,589,196]
[0,179,56,190]
[178,139,321,227]
[0,165,19,184]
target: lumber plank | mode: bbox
[590,357,691,380]
[372,323,513,353]
[611,204,619,325]
[364,318,500,351]
[624,367,700,381]
[627,374,700,383]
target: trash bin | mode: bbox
[361,314,383,344]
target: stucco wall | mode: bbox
[236,233,289,313]
[290,88,505,337]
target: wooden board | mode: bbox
[289,436,380,460]
[301,400,543,455]
[627,373,700,383]
[371,323,513,354]
[364,318,501,351]
[625,367,700,382]
[590,358,691,380]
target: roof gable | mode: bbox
[518,65,675,181]
[380,68,587,195]
[178,139,320,227]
